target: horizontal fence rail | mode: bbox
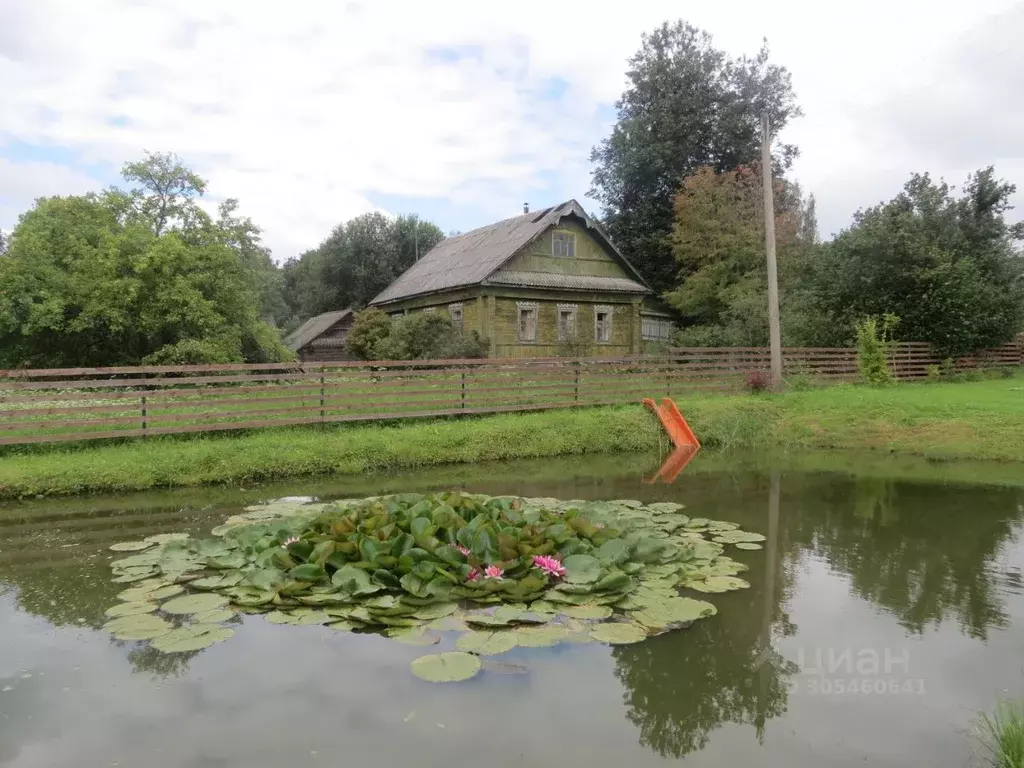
[0,341,1019,446]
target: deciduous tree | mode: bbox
[589,22,801,293]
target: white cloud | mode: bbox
[0,157,103,234]
[1,0,1023,253]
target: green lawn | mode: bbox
[684,372,1024,461]
[0,372,1020,498]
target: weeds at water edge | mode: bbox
[976,700,1024,768]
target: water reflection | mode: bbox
[2,454,1024,767]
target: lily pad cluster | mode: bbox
[104,493,765,681]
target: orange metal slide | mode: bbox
[642,397,701,449]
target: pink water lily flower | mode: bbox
[483,565,504,580]
[281,536,300,548]
[466,568,481,582]
[456,545,471,557]
[533,555,567,579]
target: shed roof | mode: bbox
[283,309,353,351]
[368,200,649,305]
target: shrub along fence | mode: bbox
[0,341,1020,446]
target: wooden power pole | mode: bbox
[761,111,783,391]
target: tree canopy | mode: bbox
[589,22,801,293]
[795,168,1024,356]
[0,153,291,367]
[281,214,444,327]
[666,165,816,346]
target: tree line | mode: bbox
[1,19,1021,367]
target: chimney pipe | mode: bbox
[523,202,529,214]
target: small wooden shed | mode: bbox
[284,309,355,362]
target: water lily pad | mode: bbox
[410,652,482,683]
[686,576,750,593]
[193,608,236,624]
[105,601,159,618]
[116,585,159,602]
[734,542,763,551]
[328,620,359,632]
[455,630,518,655]
[150,584,185,600]
[589,622,648,644]
[464,613,511,627]
[109,541,156,552]
[561,604,613,620]
[563,554,602,584]
[411,603,458,621]
[711,531,767,544]
[160,594,230,615]
[145,533,190,544]
[390,628,441,646]
[103,614,173,641]
[265,610,297,624]
[513,625,572,648]
[151,625,234,653]
[427,616,468,632]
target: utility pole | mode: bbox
[414,217,419,261]
[761,111,783,391]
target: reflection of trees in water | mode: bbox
[787,477,1024,640]
[612,598,798,759]
[127,644,199,677]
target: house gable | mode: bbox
[498,219,627,279]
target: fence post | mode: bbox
[461,371,467,410]
[140,373,148,438]
[574,361,580,403]
[319,369,326,426]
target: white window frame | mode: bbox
[516,301,539,343]
[422,306,437,313]
[449,302,464,329]
[556,303,578,342]
[594,305,613,344]
[552,230,576,258]
[642,316,673,342]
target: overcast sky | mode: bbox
[2,0,1023,260]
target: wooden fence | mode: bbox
[1,341,1020,446]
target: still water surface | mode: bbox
[2,452,1023,767]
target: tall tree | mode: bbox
[114,151,208,237]
[799,168,1024,355]
[589,22,801,292]
[282,213,444,326]
[0,157,291,367]
[666,165,817,345]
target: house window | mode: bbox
[517,302,538,343]
[422,306,436,313]
[642,316,673,341]
[594,305,613,343]
[552,231,575,258]
[557,304,577,341]
[449,303,464,330]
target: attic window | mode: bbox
[552,231,575,258]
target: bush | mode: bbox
[855,313,900,386]
[745,370,770,392]
[142,338,239,365]
[345,309,393,360]
[346,308,489,361]
[925,364,941,380]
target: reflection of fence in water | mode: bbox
[1,340,1020,446]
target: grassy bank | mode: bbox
[686,373,1024,461]
[0,373,1020,498]
[0,407,665,498]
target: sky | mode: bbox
[2,0,1023,261]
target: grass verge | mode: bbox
[0,373,1021,499]
[977,701,1024,768]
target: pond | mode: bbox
[2,451,1023,767]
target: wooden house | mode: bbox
[369,200,674,357]
[283,309,355,361]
